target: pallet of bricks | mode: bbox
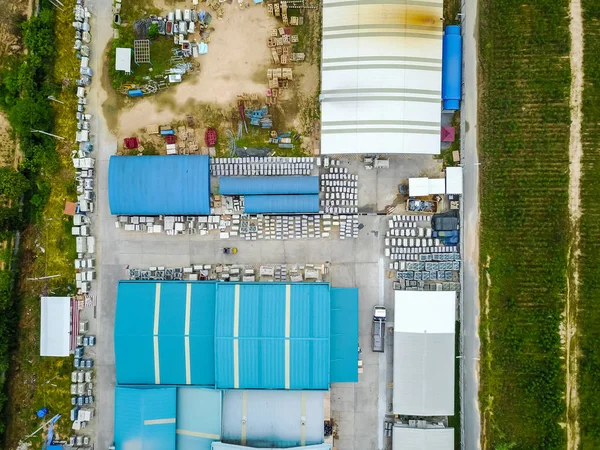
[267,68,293,104]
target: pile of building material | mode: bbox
[267,68,293,104]
[210,156,316,176]
[127,262,329,283]
[71,3,98,298]
[320,166,359,214]
[384,215,461,291]
[115,213,361,239]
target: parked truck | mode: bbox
[372,306,387,352]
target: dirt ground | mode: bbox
[107,2,321,153]
[0,113,19,168]
[116,5,279,135]
[565,0,584,448]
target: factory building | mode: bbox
[108,155,211,215]
[320,0,444,155]
[113,281,359,450]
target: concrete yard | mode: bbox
[92,187,395,449]
[83,1,448,449]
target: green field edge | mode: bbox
[477,0,571,448]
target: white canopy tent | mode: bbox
[115,48,132,73]
[40,296,71,357]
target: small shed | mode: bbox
[64,201,77,216]
[115,48,132,73]
[408,178,429,197]
[40,297,71,357]
[441,126,455,142]
[446,167,463,195]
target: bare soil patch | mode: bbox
[566,0,584,447]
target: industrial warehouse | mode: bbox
[21,0,467,449]
[113,281,358,449]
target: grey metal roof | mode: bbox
[221,390,325,447]
[392,427,454,450]
[392,332,455,416]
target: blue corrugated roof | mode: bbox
[177,388,222,450]
[114,387,177,450]
[219,177,319,195]
[244,195,320,213]
[108,155,210,215]
[329,288,359,383]
[214,283,330,390]
[115,281,217,385]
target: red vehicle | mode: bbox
[123,137,139,149]
[205,128,217,146]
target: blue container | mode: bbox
[128,89,143,97]
[442,25,463,111]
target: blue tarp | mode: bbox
[244,195,320,214]
[442,25,462,111]
[219,176,319,195]
[330,288,359,383]
[108,155,210,215]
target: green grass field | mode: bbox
[2,0,78,446]
[478,0,571,448]
[578,2,600,448]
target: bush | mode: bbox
[148,23,159,40]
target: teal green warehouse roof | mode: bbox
[177,388,222,450]
[115,281,217,385]
[115,281,358,389]
[214,283,331,390]
[115,387,222,450]
[114,387,177,450]
[330,288,359,382]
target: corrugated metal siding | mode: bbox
[176,388,222,450]
[114,387,177,450]
[330,288,359,383]
[213,444,332,450]
[320,0,444,155]
[115,281,216,385]
[392,427,454,450]
[214,283,331,389]
[244,195,320,213]
[108,155,210,215]
[393,332,455,416]
[219,176,320,195]
[222,390,325,447]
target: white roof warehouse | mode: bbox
[320,0,444,155]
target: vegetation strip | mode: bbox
[578,1,600,448]
[478,0,571,448]
[0,0,78,445]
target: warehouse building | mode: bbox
[219,176,320,214]
[393,291,456,416]
[320,0,444,155]
[392,427,454,450]
[108,155,211,215]
[115,281,359,387]
[114,281,357,450]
